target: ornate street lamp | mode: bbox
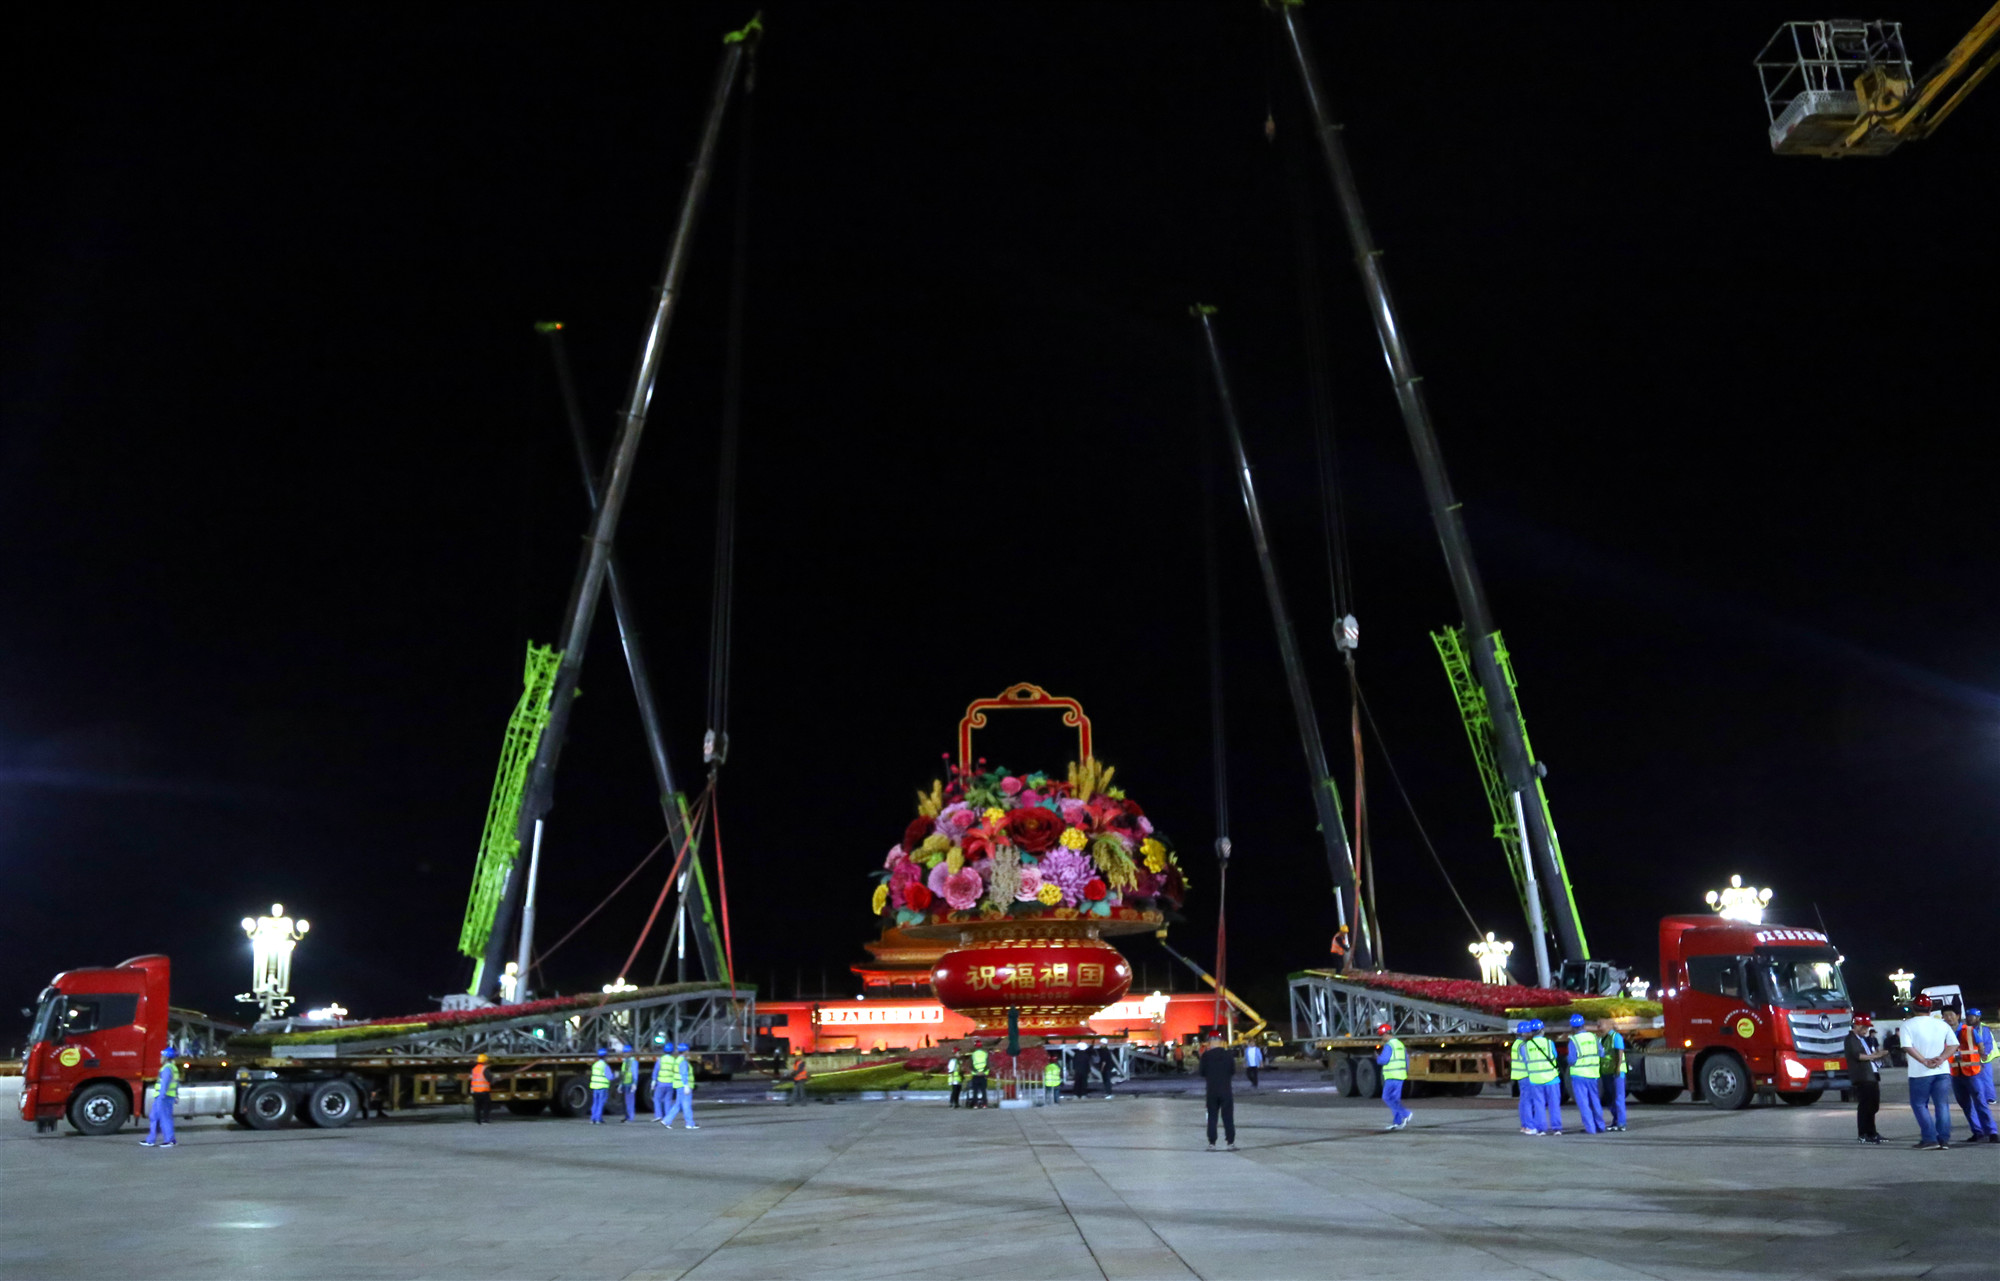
[1890,969,1915,1002]
[1468,932,1515,985]
[1704,874,1773,924]
[238,904,309,1021]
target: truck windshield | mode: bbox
[27,989,61,1046]
[1751,950,1851,1010]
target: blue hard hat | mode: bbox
[1970,1008,1983,1019]
[1515,1021,1530,1036]
[161,1046,178,1058]
[1529,1019,1546,1033]
[676,1043,689,1053]
[597,1048,608,1056]
[1569,1013,1586,1029]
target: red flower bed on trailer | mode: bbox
[1341,971,1571,1015]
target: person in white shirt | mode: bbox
[1244,1040,1265,1089]
[1901,998,1957,1149]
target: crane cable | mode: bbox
[1199,366,1232,1036]
[1356,681,1485,940]
[531,783,713,982]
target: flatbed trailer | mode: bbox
[1288,969,1661,1102]
[22,955,754,1135]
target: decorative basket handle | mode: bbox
[958,683,1092,772]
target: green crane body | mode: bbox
[1431,626,1589,960]
[461,643,562,993]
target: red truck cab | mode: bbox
[20,955,171,1134]
[1645,915,1852,1109]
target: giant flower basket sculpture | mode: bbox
[867,686,1188,1035]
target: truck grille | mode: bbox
[1786,1010,1851,1057]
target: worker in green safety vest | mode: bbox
[1375,1022,1412,1130]
[1512,1023,1541,1135]
[968,1043,991,1109]
[1524,1020,1563,1136]
[588,1049,612,1124]
[946,1053,962,1109]
[1042,1055,1063,1105]
[617,1052,638,1122]
[141,1047,179,1147]
[1565,1013,1605,1134]
[663,1043,698,1130]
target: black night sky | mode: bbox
[6,3,1995,1035]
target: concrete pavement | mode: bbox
[3,1072,1994,1279]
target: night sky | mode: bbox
[7,3,1995,1036]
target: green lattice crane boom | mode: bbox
[460,643,562,984]
[1432,626,1589,961]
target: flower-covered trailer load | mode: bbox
[872,684,1190,1035]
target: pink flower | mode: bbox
[1016,865,1045,902]
[1137,816,1154,836]
[890,858,920,891]
[941,868,984,911]
[1000,776,1024,796]
[1018,790,1042,807]
[1059,798,1088,826]
[885,845,908,869]
[927,862,952,898]
[939,803,977,835]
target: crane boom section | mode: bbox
[460,644,561,972]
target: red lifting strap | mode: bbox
[712,779,737,999]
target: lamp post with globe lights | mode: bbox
[1890,969,1915,1002]
[1704,875,1773,924]
[1469,933,1514,985]
[238,904,309,1021]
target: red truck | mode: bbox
[1634,915,1854,1109]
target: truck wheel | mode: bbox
[68,1082,131,1135]
[1455,1082,1484,1097]
[1634,1086,1680,1105]
[1779,1089,1823,1106]
[1699,1054,1751,1111]
[1330,1056,1357,1096]
[549,1074,590,1118]
[504,1100,548,1116]
[1355,1057,1382,1099]
[304,1079,361,1128]
[242,1081,296,1130]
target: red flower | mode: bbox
[1006,807,1065,853]
[904,882,934,910]
[960,831,991,861]
[1084,878,1107,902]
[1121,798,1146,821]
[904,816,934,852]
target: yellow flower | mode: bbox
[1058,827,1088,851]
[1036,881,1063,906]
[983,807,1006,826]
[1140,837,1166,873]
[946,847,964,874]
[921,833,951,854]
[871,883,889,915]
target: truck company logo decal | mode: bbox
[1735,1018,1756,1038]
[1753,928,1826,944]
[57,1047,82,1067]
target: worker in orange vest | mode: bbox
[1942,1007,1996,1142]
[788,1056,810,1107]
[470,1054,494,1125]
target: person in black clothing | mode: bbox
[1846,1013,1890,1142]
[1096,1039,1117,1097]
[1072,1045,1092,1098]
[1198,1035,1237,1150]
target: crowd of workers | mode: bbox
[127,998,1992,1147]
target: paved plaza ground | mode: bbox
[3,1070,1994,1280]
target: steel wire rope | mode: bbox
[1354,681,1484,940]
[532,784,713,981]
[615,785,717,982]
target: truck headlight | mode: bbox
[1782,1057,1810,1080]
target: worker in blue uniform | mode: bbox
[1599,1017,1630,1131]
[1375,1022,1412,1131]
[1512,1022,1540,1134]
[617,1051,638,1122]
[1523,1019,1563,1135]
[653,1047,678,1123]
[1969,1010,1996,1110]
[1566,1013,1606,1134]
[664,1043,698,1130]
[588,1048,612,1123]
[140,1047,178,1147]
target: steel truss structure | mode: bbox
[261,986,754,1065]
[1288,971,1508,1043]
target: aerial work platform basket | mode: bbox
[1754,20,1914,156]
